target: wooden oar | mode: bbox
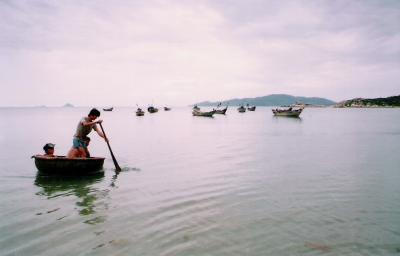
[99,123,122,172]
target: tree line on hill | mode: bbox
[334,95,400,108]
[193,94,400,108]
[194,94,335,107]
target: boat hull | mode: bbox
[272,109,303,117]
[33,156,105,175]
[148,107,158,113]
[214,108,227,114]
[192,110,216,117]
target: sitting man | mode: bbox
[43,143,56,157]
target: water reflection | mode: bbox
[34,173,105,218]
[272,116,302,122]
[110,172,119,188]
[109,167,140,188]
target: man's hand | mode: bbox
[104,137,109,143]
[96,119,103,124]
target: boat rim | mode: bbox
[33,155,105,161]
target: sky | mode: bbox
[0,0,399,106]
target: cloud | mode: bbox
[0,0,399,106]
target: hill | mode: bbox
[194,94,336,107]
[334,95,400,108]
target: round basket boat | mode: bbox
[33,155,105,175]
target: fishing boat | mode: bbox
[247,106,256,111]
[136,108,145,116]
[164,107,171,111]
[147,106,158,113]
[192,109,216,117]
[238,106,246,113]
[103,107,113,111]
[214,107,228,114]
[32,155,105,175]
[272,107,304,117]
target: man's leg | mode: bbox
[67,148,80,158]
[78,147,87,158]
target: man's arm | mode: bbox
[82,119,102,127]
[95,124,109,142]
[96,129,105,139]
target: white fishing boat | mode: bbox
[238,106,246,113]
[272,106,304,117]
[136,108,145,116]
[192,109,216,117]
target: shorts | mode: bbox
[73,137,87,149]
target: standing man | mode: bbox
[70,108,107,158]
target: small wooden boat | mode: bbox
[164,107,171,111]
[272,107,304,117]
[247,106,256,111]
[214,107,228,114]
[238,106,246,113]
[193,105,200,111]
[103,107,113,111]
[147,106,158,113]
[136,108,145,116]
[32,155,105,175]
[192,109,216,117]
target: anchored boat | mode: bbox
[192,109,216,117]
[272,107,304,117]
[238,106,246,113]
[136,108,145,116]
[103,107,113,111]
[147,106,159,113]
[32,155,105,175]
[214,107,228,114]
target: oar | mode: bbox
[99,123,122,172]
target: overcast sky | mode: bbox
[1,0,399,106]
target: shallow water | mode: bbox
[0,107,399,255]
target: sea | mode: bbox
[0,106,399,256]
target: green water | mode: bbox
[0,107,399,255]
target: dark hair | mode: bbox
[88,108,101,117]
[43,143,55,151]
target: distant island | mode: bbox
[63,103,74,108]
[334,95,400,108]
[194,94,336,107]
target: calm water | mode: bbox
[0,107,399,256]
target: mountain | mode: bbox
[334,95,400,108]
[194,94,336,107]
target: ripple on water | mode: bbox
[1,107,400,256]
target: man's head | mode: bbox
[88,108,101,120]
[43,143,55,155]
